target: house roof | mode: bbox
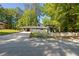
[0,20,7,24]
[20,26,48,29]
[0,22,5,24]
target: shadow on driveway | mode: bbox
[0,32,79,56]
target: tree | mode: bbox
[3,8,21,29]
[42,15,51,26]
[0,5,23,29]
[17,9,38,28]
[41,3,62,32]
[41,3,79,32]
[0,5,6,21]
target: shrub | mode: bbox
[30,32,48,38]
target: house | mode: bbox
[0,22,6,29]
[20,26,48,33]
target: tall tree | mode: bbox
[25,3,42,25]
[41,3,79,32]
[4,8,20,29]
[17,9,38,28]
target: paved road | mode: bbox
[0,32,79,56]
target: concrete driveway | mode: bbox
[0,32,79,56]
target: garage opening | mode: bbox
[27,28,30,31]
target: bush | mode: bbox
[30,32,48,38]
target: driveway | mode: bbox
[0,32,79,56]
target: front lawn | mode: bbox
[0,29,19,35]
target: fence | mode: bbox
[49,32,79,37]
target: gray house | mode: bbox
[20,26,48,33]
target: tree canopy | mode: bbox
[41,3,79,32]
[16,9,38,28]
[0,5,22,29]
[1,3,79,32]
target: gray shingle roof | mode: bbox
[20,26,48,29]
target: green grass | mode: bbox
[0,29,19,35]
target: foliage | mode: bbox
[0,6,22,29]
[4,8,21,29]
[17,9,38,28]
[30,32,48,38]
[42,16,51,26]
[41,3,79,32]
[1,3,79,32]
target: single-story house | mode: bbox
[0,22,6,29]
[20,26,48,33]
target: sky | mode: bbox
[1,3,25,10]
